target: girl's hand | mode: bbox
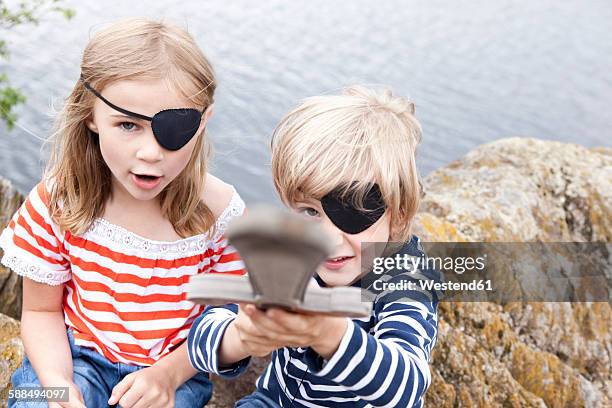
[107,365,179,408]
[48,381,85,408]
[246,307,349,360]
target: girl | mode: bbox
[1,18,245,408]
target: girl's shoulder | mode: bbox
[17,179,56,223]
[0,178,71,285]
[201,174,245,221]
[8,178,64,242]
[200,174,246,244]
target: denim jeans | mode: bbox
[235,391,282,408]
[9,328,212,407]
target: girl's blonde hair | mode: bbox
[46,18,216,237]
[271,85,422,242]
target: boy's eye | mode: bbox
[298,207,320,218]
[119,121,138,131]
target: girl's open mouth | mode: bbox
[131,173,162,190]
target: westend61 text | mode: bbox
[372,279,493,292]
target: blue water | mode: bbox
[0,0,610,203]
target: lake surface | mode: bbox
[0,0,610,203]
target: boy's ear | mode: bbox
[202,104,214,126]
[388,214,401,241]
[86,118,98,134]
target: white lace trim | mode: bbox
[84,188,246,255]
[0,253,70,286]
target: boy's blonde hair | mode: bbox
[46,18,216,237]
[271,86,422,242]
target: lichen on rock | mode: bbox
[415,138,611,407]
[0,178,23,321]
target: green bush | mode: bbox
[0,0,74,130]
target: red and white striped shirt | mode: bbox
[0,181,246,366]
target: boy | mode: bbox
[188,86,440,407]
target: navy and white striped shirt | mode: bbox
[188,236,441,407]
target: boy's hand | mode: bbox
[107,365,179,408]
[245,306,349,360]
[230,304,286,357]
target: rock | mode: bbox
[1,137,610,407]
[208,357,269,407]
[0,178,24,321]
[0,313,23,407]
[414,138,611,407]
[0,179,28,408]
[414,138,611,242]
[432,318,547,407]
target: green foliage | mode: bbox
[0,0,74,130]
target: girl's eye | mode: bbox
[119,122,137,131]
[299,207,320,218]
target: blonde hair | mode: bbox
[271,85,422,241]
[45,18,216,237]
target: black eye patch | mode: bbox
[321,183,386,234]
[82,79,205,151]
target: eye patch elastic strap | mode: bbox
[81,78,205,151]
